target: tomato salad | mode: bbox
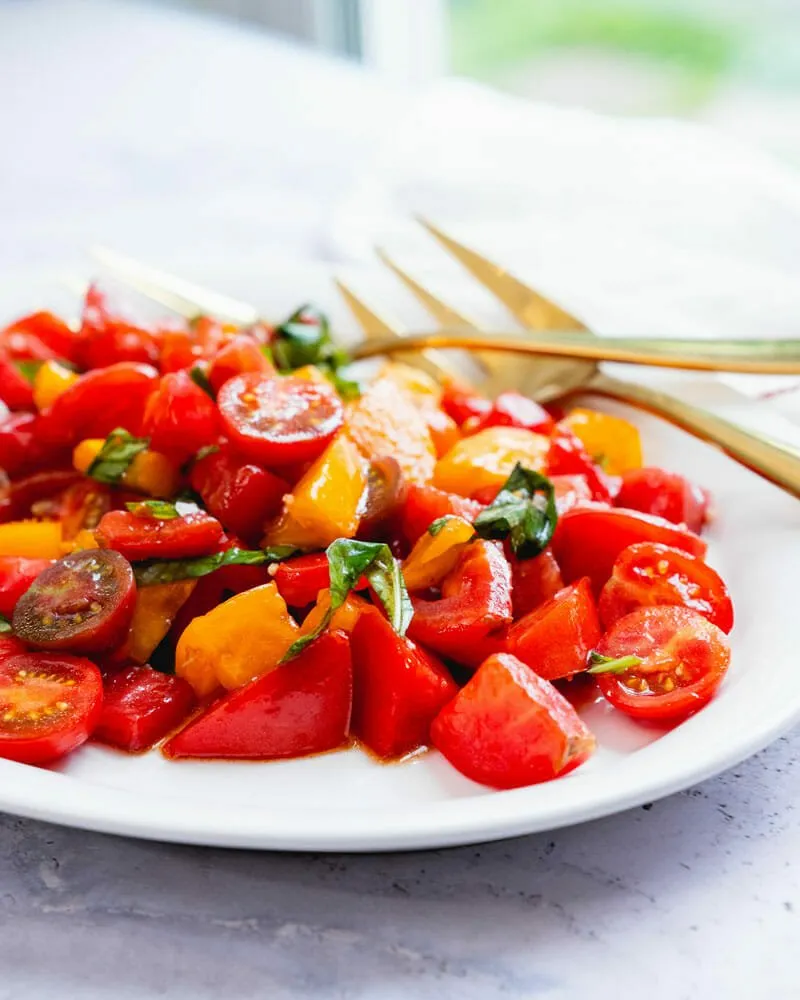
[0,290,733,788]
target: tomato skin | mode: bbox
[0,556,52,617]
[350,607,458,759]
[39,362,160,445]
[95,509,223,561]
[164,630,352,760]
[2,311,78,363]
[594,606,731,722]
[615,467,709,534]
[441,381,491,426]
[13,549,137,654]
[207,336,274,396]
[218,373,344,467]
[400,483,483,547]
[190,447,287,545]
[509,547,564,618]
[142,370,219,458]
[431,652,595,789]
[598,542,733,633]
[547,426,620,503]
[407,540,513,663]
[273,554,329,608]
[507,578,601,681]
[0,652,102,764]
[94,665,195,752]
[465,391,554,436]
[552,505,707,594]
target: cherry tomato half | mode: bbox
[207,335,274,396]
[593,605,731,722]
[218,373,344,467]
[142,370,220,458]
[598,542,733,633]
[95,508,224,562]
[13,549,136,654]
[0,652,102,764]
[615,467,710,534]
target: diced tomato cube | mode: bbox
[95,666,195,752]
[400,483,483,547]
[509,547,564,618]
[615,467,709,534]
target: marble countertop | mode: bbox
[1,3,799,998]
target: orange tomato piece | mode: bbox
[299,589,370,638]
[176,583,299,698]
[433,426,550,498]
[0,520,64,559]
[402,516,476,591]
[117,580,197,665]
[263,432,367,550]
[33,360,79,411]
[562,408,642,475]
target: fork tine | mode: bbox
[334,278,467,382]
[416,218,588,332]
[91,246,258,326]
[374,248,480,331]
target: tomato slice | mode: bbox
[350,607,458,759]
[431,652,595,789]
[509,547,564,618]
[400,483,483,547]
[218,373,343,467]
[142,370,220,458]
[13,549,136,653]
[593,605,731,721]
[615,467,710,534]
[164,630,352,760]
[190,446,287,545]
[407,540,513,663]
[552,505,707,594]
[0,556,52,617]
[94,665,195,752]
[507,578,601,681]
[598,542,733,633]
[0,652,102,763]
[96,508,224,562]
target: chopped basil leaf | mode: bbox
[325,364,362,401]
[263,545,302,562]
[14,360,43,384]
[125,500,181,520]
[586,651,643,675]
[428,516,452,537]
[88,428,150,485]
[0,614,12,634]
[134,547,269,586]
[473,463,558,560]
[282,538,412,661]
[260,344,275,366]
[189,365,215,399]
[271,304,353,389]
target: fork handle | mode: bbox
[586,372,800,499]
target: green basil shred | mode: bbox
[0,614,12,634]
[473,463,558,560]
[282,539,412,662]
[87,428,150,485]
[125,500,181,520]
[189,365,215,399]
[586,651,643,675]
[271,303,360,399]
[133,546,299,587]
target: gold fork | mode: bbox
[90,243,800,498]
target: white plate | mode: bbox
[3,259,800,852]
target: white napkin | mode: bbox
[329,79,800,420]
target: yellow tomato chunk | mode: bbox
[264,432,366,550]
[562,408,642,475]
[346,370,437,484]
[433,426,549,498]
[176,583,299,698]
[402,516,475,591]
[33,360,79,411]
[299,589,370,638]
[123,450,181,498]
[73,438,105,474]
[0,520,64,559]
[121,580,197,665]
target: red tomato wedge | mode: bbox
[546,425,620,503]
[95,508,224,561]
[2,311,78,363]
[0,353,35,410]
[350,607,457,759]
[190,447,287,545]
[164,630,352,760]
[0,556,52,617]
[465,390,554,436]
[13,549,136,654]
[218,373,343,467]
[0,652,102,764]
[593,605,731,722]
[509,547,564,618]
[94,666,195,752]
[440,381,491,426]
[615,467,710,534]
[507,578,601,681]
[273,553,330,608]
[598,542,733,633]
[407,540,513,663]
[431,652,595,789]
[142,370,220,458]
[400,483,483,547]
[552,505,707,594]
